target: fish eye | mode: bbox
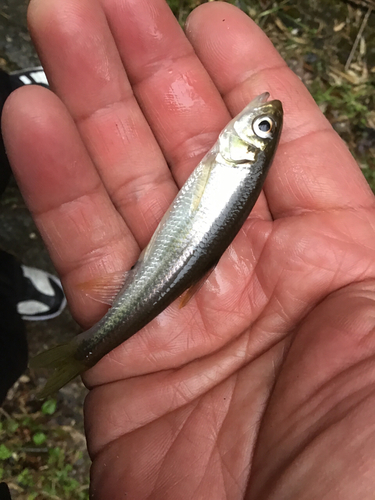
[253,116,274,139]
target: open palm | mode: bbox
[3,0,375,498]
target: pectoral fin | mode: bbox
[191,161,214,212]
[76,269,129,305]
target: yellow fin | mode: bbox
[76,269,129,306]
[30,342,86,399]
[179,265,217,309]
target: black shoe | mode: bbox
[0,482,12,500]
[16,265,66,321]
[9,66,49,90]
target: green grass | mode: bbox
[169,0,375,190]
[0,398,89,500]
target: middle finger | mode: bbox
[100,0,271,219]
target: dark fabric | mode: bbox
[0,250,28,405]
[0,249,25,305]
[0,68,51,404]
[0,69,30,404]
[0,70,12,197]
[0,482,12,500]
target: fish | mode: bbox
[30,92,283,398]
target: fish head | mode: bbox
[232,92,283,156]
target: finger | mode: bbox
[99,0,228,183]
[98,0,271,219]
[186,3,375,217]
[27,0,178,247]
[2,86,138,326]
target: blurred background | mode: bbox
[0,0,374,498]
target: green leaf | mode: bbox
[17,469,33,487]
[33,432,47,446]
[0,444,12,460]
[7,420,19,433]
[42,399,57,415]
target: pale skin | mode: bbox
[2,0,375,498]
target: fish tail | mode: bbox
[29,342,86,399]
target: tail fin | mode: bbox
[29,342,86,399]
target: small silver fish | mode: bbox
[31,92,283,397]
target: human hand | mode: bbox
[3,0,375,498]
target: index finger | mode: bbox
[186,3,375,218]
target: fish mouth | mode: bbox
[268,99,283,112]
[249,93,283,115]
